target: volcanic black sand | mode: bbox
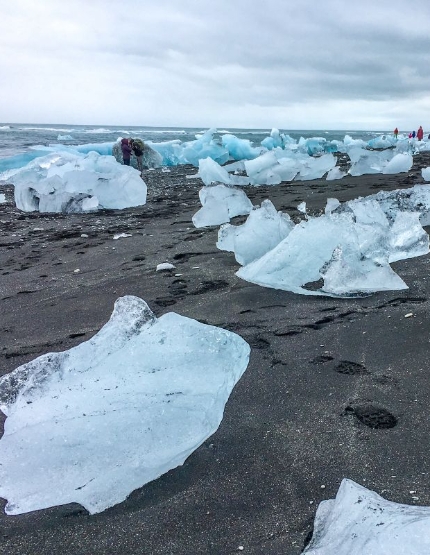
[1,155,430,554]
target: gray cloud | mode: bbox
[1,0,430,129]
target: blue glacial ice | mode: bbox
[12,151,147,213]
[0,296,250,515]
[303,479,430,555]
[217,199,294,265]
[235,189,430,297]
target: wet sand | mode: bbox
[1,156,430,554]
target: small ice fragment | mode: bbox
[297,201,306,213]
[113,233,132,240]
[0,193,6,203]
[81,233,89,238]
[404,313,413,318]
[33,227,44,231]
[303,479,430,555]
[156,263,176,271]
[73,269,80,273]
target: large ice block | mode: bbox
[0,296,250,515]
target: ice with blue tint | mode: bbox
[326,167,346,181]
[422,167,430,181]
[382,153,413,174]
[221,134,262,160]
[352,184,430,226]
[192,184,253,228]
[217,200,294,265]
[303,479,430,555]
[12,151,147,213]
[295,153,336,180]
[236,208,408,297]
[367,134,397,149]
[348,147,394,176]
[198,157,250,186]
[261,128,295,150]
[0,296,250,515]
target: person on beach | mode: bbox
[131,138,145,175]
[417,126,424,141]
[412,130,416,139]
[394,127,398,138]
[121,138,132,166]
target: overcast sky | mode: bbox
[2,0,430,130]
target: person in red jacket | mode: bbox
[417,126,424,141]
[394,127,398,138]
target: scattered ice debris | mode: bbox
[156,263,176,271]
[422,167,430,181]
[113,233,132,240]
[12,151,147,213]
[217,200,294,265]
[326,167,346,181]
[192,184,253,228]
[0,296,250,515]
[303,479,430,555]
[297,202,307,214]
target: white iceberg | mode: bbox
[12,151,147,213]
[0,296,250,515]
[303,479,430,555]
[192,184,253,228]
[217,199,294,265]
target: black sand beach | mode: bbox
[1,156,430,554]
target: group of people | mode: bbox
[394,126,426,140]
[120,137,145,174]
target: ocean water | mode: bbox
[0,123,388,162]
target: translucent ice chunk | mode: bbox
[13,152,147,213]
[192,184,253,228]
[0,296,250,515]
[382,153,413,174]
[303,479,430,555]
[217,199,294,265]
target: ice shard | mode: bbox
[303,479,430,555]
[192,184,253,228]
[217,199,294,265]
[0,296,250,515]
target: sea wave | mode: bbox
[84,128,113,134]
[0,125,11,130]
